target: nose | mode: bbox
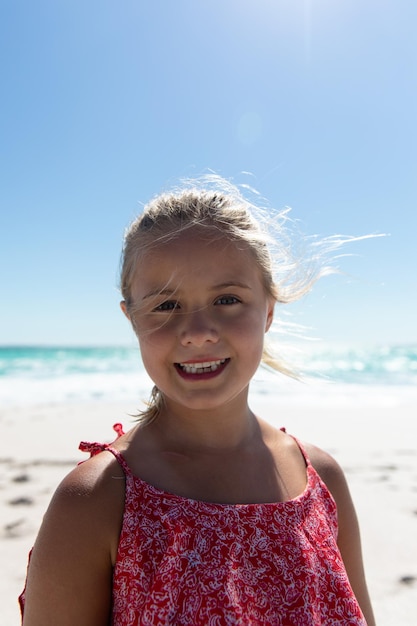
[179,308,219,347]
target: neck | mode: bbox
[151,394,259,452]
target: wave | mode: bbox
[0,344,416,407]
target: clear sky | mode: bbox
[1,0,416,347]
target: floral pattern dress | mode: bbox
[79,429,367,626]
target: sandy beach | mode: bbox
[1,395,416,626]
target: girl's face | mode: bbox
[122,228,274,414]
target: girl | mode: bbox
[20,177,375,625]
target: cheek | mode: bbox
[230,308,268,335]
[137,324,175,360]
[137,334,165,382]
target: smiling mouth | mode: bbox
[176,358,229,374]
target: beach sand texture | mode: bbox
[1,399,416,626]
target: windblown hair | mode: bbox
[119,174,370,422]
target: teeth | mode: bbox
[179,359,227,374]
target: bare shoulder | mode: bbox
[56,448,125,500]
[302,441,376,626]
[302,441,350,500]
[300,440,360,537]
[23,451,125,625]
[45,450,126,554]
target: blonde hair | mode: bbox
[120,174,371,422]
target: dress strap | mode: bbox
[102,446,132,476]
[78,423,131,475]
[279,427,311,467]
[291,435,311,467]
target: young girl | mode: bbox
[20,177,375,625]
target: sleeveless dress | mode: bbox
[20,426,367,625]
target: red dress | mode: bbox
[21,429,367,625]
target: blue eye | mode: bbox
[215,295,240,305]
[154,301,179,312]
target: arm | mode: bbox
[307,444,376,626]
[22,453,125,626]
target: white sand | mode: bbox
[1,395,416,626]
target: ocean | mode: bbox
[1,344,416,409]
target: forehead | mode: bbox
[131,228,261,298]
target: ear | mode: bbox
[120,300,130,320]
[265,300,275,333]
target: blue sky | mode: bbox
[1,0,416,347]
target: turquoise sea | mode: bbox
[1,344,416,408]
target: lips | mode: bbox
[175,358,230,378]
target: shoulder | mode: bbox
[302,441,360,547]
[301,440,360,531]
[59,448,124,515]
[302,441,376,626]
[40,449,125,562]
[22,451,126,624]
[302,441,350,500]
[58,447,125,496]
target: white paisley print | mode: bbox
[80,432,367,626]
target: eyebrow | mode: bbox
[212,282,252,291]
[142,282,252,301]
[142,289,177,301]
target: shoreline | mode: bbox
[2,397,417,625]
